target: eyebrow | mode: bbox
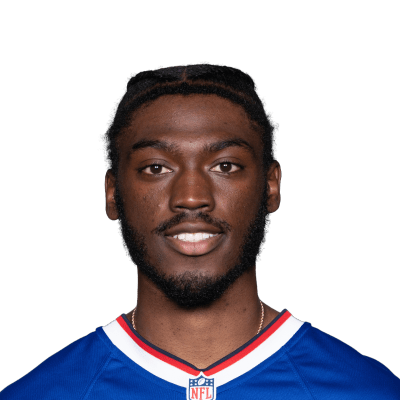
[130,138,255,156]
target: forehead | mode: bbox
[119,94,263,157]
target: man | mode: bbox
[1,64,399,399]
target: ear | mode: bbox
[266,161,281,213]
[105,170,119,220]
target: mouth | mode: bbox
[164,232,224,256]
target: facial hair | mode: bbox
[115,182,269,309]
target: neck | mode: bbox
[127,268,278,369]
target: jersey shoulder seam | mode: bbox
[80,351,113,400]
[285,350,318,400]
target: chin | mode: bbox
[136,255,253,309]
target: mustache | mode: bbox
[114,179,232,236]
[152,212,232,235]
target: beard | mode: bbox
[115,182,269,309]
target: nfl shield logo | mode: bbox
[187,373,215,400]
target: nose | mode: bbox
[169,169,215,213]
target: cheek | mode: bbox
[217,180,262,231]
[124,183,167,228]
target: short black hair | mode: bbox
[105,64,275,174]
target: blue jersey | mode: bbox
[1,310,400,399]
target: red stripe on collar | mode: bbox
[116,310,292,376]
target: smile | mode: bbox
[171,232,219,242]
[165,233,223,256]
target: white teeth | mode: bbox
[172,232,218,242]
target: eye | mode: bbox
[141,164,173,175]
[210,162,241,173]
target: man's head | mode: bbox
[105,65,281,308]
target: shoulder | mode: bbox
[285,323,400,399]
[0,328,112,400]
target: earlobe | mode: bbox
[266,162,281,213]
[105,170,119,220]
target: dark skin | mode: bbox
[105,94,282,369]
